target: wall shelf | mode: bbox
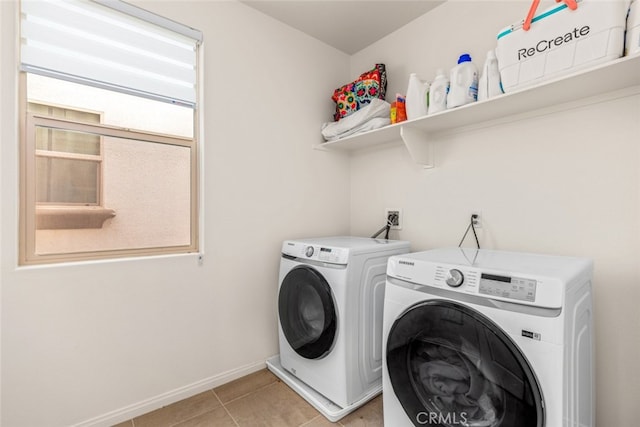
[315,55,640,168]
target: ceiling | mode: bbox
[240,1,445,55]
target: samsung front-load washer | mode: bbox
[267,236,410,421]
[383,248,594,427]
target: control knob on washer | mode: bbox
[446,269,464,287]
[305,246,314,257]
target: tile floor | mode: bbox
[113,369,383,427]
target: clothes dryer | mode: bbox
[383,248,594,427]
[267,236,410,421]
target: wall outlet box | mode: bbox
[385,208,402,230]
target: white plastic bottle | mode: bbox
[447,53,478,109]
[427,69,449,115]
[477,49,503,102]
[405,73,430,120]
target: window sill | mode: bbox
[36,206,116,230]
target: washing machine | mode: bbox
[382,247,594,427]
[267,236,410,421]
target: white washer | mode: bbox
[383,248,594,427]
[267,236,410,421]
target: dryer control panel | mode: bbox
[316,246,347,263]
[282,241,349,265]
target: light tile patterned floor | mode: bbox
[113,369,383,427]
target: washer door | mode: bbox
[386,300,544,427]
[278,265,337,360]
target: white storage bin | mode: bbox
[496,0,630,92]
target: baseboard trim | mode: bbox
[72,358,269,427]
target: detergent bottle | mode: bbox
[427,68,449,115]
[477,49,503,101]
[447,53,478,109]
[405,73,430,120]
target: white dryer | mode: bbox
[383,248,594,427]
[267,236,410,421]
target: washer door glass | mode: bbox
[387,300,544,427]
[278,265,337,360]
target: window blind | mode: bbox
[20,0,202,107]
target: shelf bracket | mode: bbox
[400,126,433,168]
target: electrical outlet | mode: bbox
[472,210,482,229]
[385,208,403,230]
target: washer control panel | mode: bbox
[479,273,537,302]
[387,249,574,309]
[434,265,536,302]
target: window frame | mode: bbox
[19,74,200,265]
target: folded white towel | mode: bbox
[321,98,391,141]
[323,117,390,142]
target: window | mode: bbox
[30,103,102,206]
[19,0,202,265]
[28,102,113,231]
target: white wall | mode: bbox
[1,1,351,426]
[4,1,639,425]
[350,2,640,426]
